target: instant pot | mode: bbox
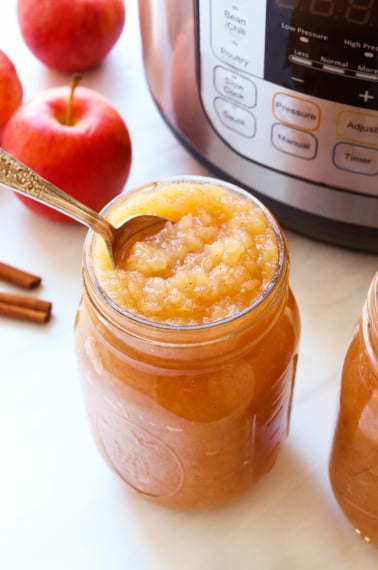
[138,0,378,252]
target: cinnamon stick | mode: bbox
[0,262,41,289]
[0,292,52,313]
[0,292,52,324]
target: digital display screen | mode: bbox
[272,0,378,28]
[265,0,378,109]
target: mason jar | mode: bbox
[329,272,378,544]
[74,176,300,510]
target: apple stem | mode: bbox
[65,73,82,126]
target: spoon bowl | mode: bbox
[0,149,169,267]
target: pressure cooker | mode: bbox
[138,0,378,252]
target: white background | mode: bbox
[0,1,377,569]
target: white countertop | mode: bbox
[1,2,377,569]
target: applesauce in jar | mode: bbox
[74,176,300,510]
[329,272,378,544]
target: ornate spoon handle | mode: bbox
[0,148,116,249]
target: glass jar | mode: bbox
[329,272,378,543]
[74,176,300,510]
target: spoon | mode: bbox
[0,148,169,267]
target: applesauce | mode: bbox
[75,176,300,510]
[329,272,378,544]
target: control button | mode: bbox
[212,37,252,72]
[271,123,317,159]
[214,66,256,108]
[358,89,375,103]
[291,76,305,85]
[214,1,249,40]
[222,5,248,40]
[333,143,377,175]
[273,93,320,131]
[214,97,256,137]
[337,111,378,146]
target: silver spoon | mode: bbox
[0,148,169,267]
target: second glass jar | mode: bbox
[329,272,378,544]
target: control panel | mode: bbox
[197,0,378,195]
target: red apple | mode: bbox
[0,51,23,142]
[17,0,125,73]
[1,79,132,222]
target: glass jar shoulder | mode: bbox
[340,323,378,410]
[76,281,299,370]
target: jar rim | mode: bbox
[83,175,287,332]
